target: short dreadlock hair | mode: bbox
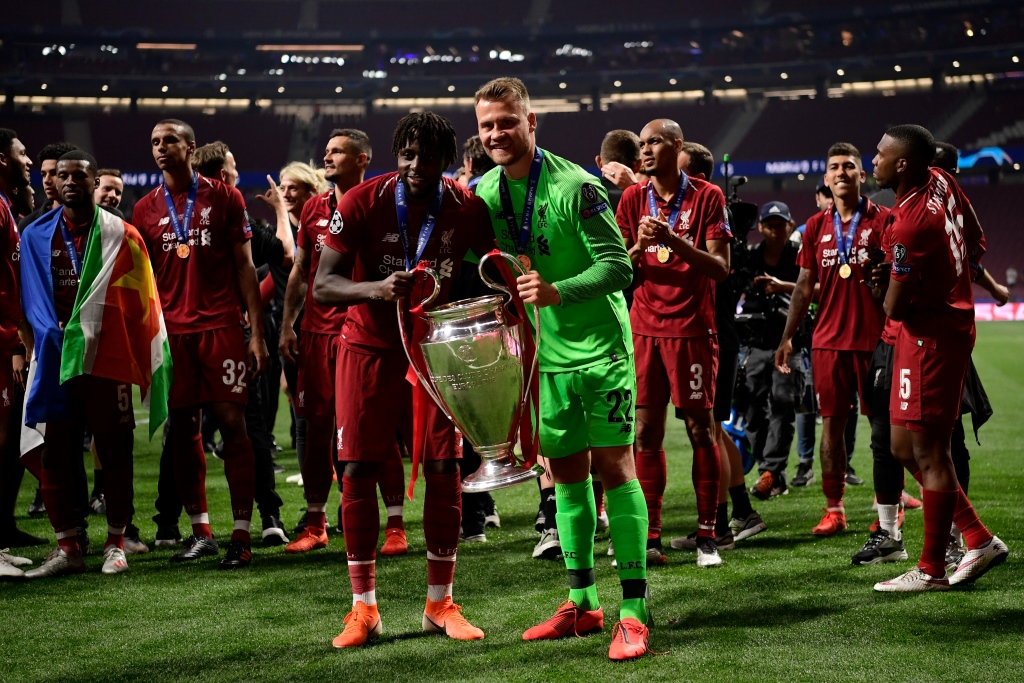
[391,112,459,169]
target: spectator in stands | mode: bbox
[94,169,124,210]
[790,182,832,248]
[596,130,642,210]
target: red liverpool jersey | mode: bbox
[323,173,495,351]
[797,197,888,352]
[297,190,346,335]
[889,168,985,348]
[132,174,251,335]
[616,176,732,337]
[0,194,22,353]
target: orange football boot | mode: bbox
[285,527,329,554]
[380,528,408,556]
[608,618,650,661]
[522,601,604,641]
[332,601,382,648]
[423,597,484,640]
[812,508,848,536]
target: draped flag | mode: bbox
[20,207,172,437]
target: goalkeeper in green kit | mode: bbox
[473,77,651,661]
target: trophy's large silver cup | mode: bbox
[399,252,541,493]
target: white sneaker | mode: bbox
[533,528,561,560]
[1,548,33,567]
[286,473,304,486]
[102,546,129,575]
[607,539,616,568]
[874,567,950,592]
[948,535,1008,586]
[123,537,150,555]
[1,550,27,579]
[595,509,609,533]
[24,548,85,579]
[695,538,723,568]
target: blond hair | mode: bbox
[474,77,531,113]
[279,161,328,195]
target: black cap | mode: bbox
[759,201,792,223]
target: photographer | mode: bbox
[741,202,805,500]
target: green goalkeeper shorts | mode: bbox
[538,354,637,459]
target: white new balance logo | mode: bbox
[382,233,400,242]
[689,391,703,400]
[317,219,329,227]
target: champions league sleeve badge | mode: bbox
[581,182,599,205]
[329,210,344,235]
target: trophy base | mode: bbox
[462,447,542,493]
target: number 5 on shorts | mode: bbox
[899,368,911,399]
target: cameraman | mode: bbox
[742,202,805,500]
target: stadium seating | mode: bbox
[951,89,1024,148]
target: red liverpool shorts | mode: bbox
[890,334,969,434]
[334,343,459,463]
[811,349,872,418]
[67,375,135,434]
[296,332,340,417]
[168,325,249,409]
[635,334,718,411]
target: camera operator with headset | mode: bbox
[740,202,806,499]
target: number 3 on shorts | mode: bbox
[689,363,703,391]
[222,359,248,391]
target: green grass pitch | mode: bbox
[3,322,1023,682]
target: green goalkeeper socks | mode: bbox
[605,478,649,623]
[555,477,599,611]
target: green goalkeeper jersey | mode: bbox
[475,148,633,372]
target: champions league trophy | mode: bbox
[398,251,542,492]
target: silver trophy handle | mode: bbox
[477,251,541,433]
[396,267,449,418]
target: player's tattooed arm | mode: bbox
[233,240,270,376]
[279,246,310,364]
[313,246,415,305]
[775,266,814,373]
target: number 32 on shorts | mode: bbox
[222,359,248,394]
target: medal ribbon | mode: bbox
[162,171,199,248]
[395,178,444,270]
[833,196,865,267]
[498,147,544,256]
[58,211,88,277]
[648,172,688,255]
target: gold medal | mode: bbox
[176,243,191,259]
[656,246,670,263]
[517,253,532,270]
[839,263,852,279]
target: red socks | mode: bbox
[379,448,406,531]
[822,471,846,510]
[423,471,461,591]
[172,428,211,538]
[636,449,666,535]
[222,440,255,544]
[343,472,381,597]
[920,489,958,577]
[910,471,992,550]
[41,463,78,553]
[954,487,992,550]
[302,420,335,522]
[692,446,721,538]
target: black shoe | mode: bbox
[0,527,48,548]
[845,466,864,486]
[791,462,815,487]
[292,509,308,536]
[77,527,91,556]
[212,441,224,461]
[261,516,289,546]
[331,505,344,537]
[28,489,46,517]
[125,522,143,543]
[851,529,908,565]
[154,523,182,548]
[273,463,286,474]
[535,504,545,534]
[89,494,106,516]
[170,535,219,562]
[770,471,789,498]
[945,534,966,575]
[219,539,252,569]
[202,439,216,454]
